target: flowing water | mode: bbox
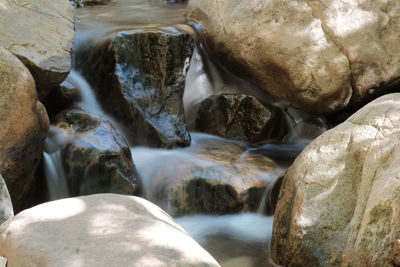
[41,1,323,266]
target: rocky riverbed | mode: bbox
[0,0,399,266]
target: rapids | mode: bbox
[42,1,320,266]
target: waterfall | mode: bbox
[43,151,68,200]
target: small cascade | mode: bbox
[67,70,105,116]
[43,126,73,200]
[43,151,68,200]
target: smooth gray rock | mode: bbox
[0,175,13,225]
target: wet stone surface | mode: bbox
[79,27,194,148]
[54,110,140,196]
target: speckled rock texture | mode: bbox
[0,0,74,99]
[187,0,400,112]
[272,93,400,266]
[54,110,140,196]
[0,46,49,212]
[194,94,280,145]
[79,27,194,148]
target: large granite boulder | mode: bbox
[0,194,220,267]
[53,110,140,196]
[194,94,281,145]
[0,46,49,212]
[133,133,280,216]
[79,27,194,148]
[272,93,400,266]
[0,0,74,99]
[0,175,13,225]
[187,0,400,112]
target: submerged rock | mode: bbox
[54,110,140,196]
[187,0,400,112]
[136,134,280,216]
[80,27,194,148]
[0,194,220,267]
[0,46,49,212]
[194,94,281,145]
[272,93,400,266]
[0,175,13,225]
[0,0,74,100]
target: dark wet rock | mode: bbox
[282,107,329,143]
[79,27,194,148]
[54,110,140,196]
[0,175,13,225]
[194,94,280,145]
[43,81,80,119]
[144,134,280,215]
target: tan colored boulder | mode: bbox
[272,93,400,266]
[0,194,220,267]
[0,46,49,212]
[0,0,74,99]
[186,0,400,112]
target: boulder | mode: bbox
[186,0,400,112]
[43,80,81,118]
[194,94,281,145]
[0,175,13,225]
[53,110,140,196]
[0,46,49,212]
[0,0,74,99]
[0,194,220,267]
[134,134,280,216]
[272,93,400,266]
[79,27,194,148]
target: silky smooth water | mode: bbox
[41,1,318,266]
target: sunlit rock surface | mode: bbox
[0,0,74,99]
[187,0,400,112]
[0,46,49,212]
[194,94,281,145]
[79,27,194,148]
[272,93,400,266]
[0,194,220,267]
[133,134,280,216]
[54,110,140,196]
[0,175,13,225]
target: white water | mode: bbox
[40,2,315,266]
[43,151,68,200]
[67,70,105,116]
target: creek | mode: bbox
[43,1,324,266]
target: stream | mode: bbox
[43,1,321,266]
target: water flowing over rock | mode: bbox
[54,110,140,196]
[0,0,74,100]
[272,93,400,266]
[0,175,13,225]
[134,134,280,216]
[194,94,282,145]
[0,194,220,267]
[186,0,400,112]
[0,46,49,212]
[79,27,194,148]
